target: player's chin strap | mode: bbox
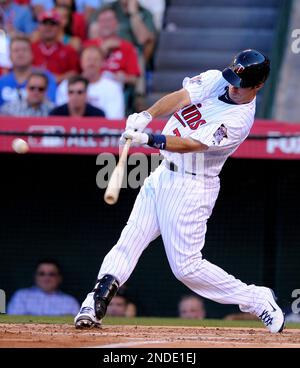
[93,274,119,320]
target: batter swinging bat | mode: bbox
[104,138,132,205]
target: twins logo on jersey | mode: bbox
[174,104,206,133]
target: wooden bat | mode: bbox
[104,138,132,205]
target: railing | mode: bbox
[0,116,299,159]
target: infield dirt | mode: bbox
[0,323,300,348]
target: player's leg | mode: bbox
[157,170,284,333]
[75,172,160,328]
[169,255,284,333]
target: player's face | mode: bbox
[35,264,62,293]
[10,41,32,68]
[228,85,262,104]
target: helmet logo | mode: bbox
[234,64,245,74]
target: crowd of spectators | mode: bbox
[0,0,166,118]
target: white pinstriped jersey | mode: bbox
[162,70,256,179]
[89,73,272,321]
[77,65,280,324]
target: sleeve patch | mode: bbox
[212,124,228,145]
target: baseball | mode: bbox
[12,138,29,154]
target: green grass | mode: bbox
[1,315,300,329]
[0,315,73,324]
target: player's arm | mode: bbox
[153,136,208,153]
[124,89,209,152]
[147,88,191,118]
[126,89,191,132]
[121,131,208,153]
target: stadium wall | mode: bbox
[0,153,299,318]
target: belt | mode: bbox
[165,160,196,176]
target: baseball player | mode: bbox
[75,49,285,333]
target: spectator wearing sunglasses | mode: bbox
[0,71,54,116]
[0,35,56,106]
[7,259,80,316]
[50,75,105,117]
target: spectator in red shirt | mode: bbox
[85,8,140,87]
[55,0,87,41]
[31,10,80,84]
[56,46,125,119]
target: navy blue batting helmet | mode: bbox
[222,49,270,88]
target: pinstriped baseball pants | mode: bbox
[98,162,267,315]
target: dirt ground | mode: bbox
[0,324,300,348]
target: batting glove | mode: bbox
[120,129,149,146]
[126,111,152,132]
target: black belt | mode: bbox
[165,161,196,176]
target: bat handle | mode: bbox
[119,138,132,165]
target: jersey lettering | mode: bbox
[174,104,207,130]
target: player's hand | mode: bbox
[120,129,149,146]
[125,111,152,132]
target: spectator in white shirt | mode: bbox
[56,46,125,119]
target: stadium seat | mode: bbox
[158,29,275,53]
[148,0,282,113]
[166,7,278,29]
[156,50,240,71]
[169,0,280,7]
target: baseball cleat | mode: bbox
[258,288,285,333]
[74,307,101,329]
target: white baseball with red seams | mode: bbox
[79,70,284,332]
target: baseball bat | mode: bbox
[104,138,132,205]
